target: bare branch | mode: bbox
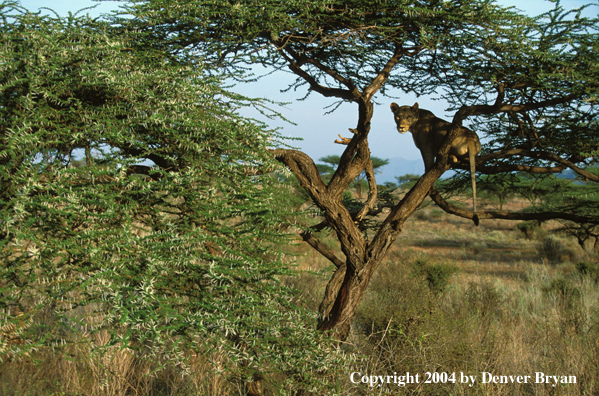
[281,45,361,97]
[334,128,357,145]
[333,128,378,222]
[354,157,378,223]
[334,134,352,145]
[274,45,356,101]
[454,94,581,124]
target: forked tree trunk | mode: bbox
[315,167,448,340]
[274,126,453,340]
[269,46,471,339]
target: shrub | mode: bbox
[465,281,504,319]
[576,261,599,282]
[537,236,576,264]
[413,259,458,294]
[517,221,540,239]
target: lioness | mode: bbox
[390,102,481,225]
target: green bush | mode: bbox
[465,281,504,319]
[517,221,540,239]
[576,261,599,282]
[413,259,458,294]
[537,236,576,264]
[542,277,582,311]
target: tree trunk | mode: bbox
[272,78,462,340]
[315,161,450,340]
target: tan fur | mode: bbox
[391,102,481,225]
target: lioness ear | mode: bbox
[390,103,399,112]
[412,102,419,110]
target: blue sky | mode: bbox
[16,0,599,170]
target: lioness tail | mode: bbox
[469,140,479,226]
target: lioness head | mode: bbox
[390,102,419,134]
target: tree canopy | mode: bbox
[0,2,348,392]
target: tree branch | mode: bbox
[271,148,366,272]
[334,128,378,222]
[429,187,599,224]
[280,45,361,98]
[270,149,328,202]
[363,44,412,101]
[275,46,356,101]
[475,149,599,181]
[300,230,344,268]
[454,93,581,123]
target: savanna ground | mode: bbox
[288,193,599,395]
[2,194,598,395]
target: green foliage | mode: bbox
[0,3,348,392]
[537,236,577,264]
[413,259,457,295]
[542,277,582,310]
[517,221,542,240]
[576,261,599,283]
[318,155,342,168]
[395,173,420,190]
[379,181,398,191]
[476,174,517,210]
[111,0,599,359]
[316,156,339,184]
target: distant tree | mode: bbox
[395,173,421,190]
[380,181,399,191]
[318,155,389,197]
[119,0,599,341]
[0,3,346,393]
[476,175,515,211]
[316,155,341,183]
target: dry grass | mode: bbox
[326,198,598,395]
[283,196,599,395]
[0,330,235,396]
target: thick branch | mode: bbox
[271,148,366,272]
[120,145,177,171]
[475,149,599,181]
[327,101,374,198]
[270,149,327,202]
[300,230,344,268]
[334,128,378,222]
[430,187,599,224]
[275,46,356,101]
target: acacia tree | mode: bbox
[0,3,348,393]
[119,0,599,340]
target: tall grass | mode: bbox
[0,331,234,396]
[345,249,599,395]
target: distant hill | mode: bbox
[376,157,424,184]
